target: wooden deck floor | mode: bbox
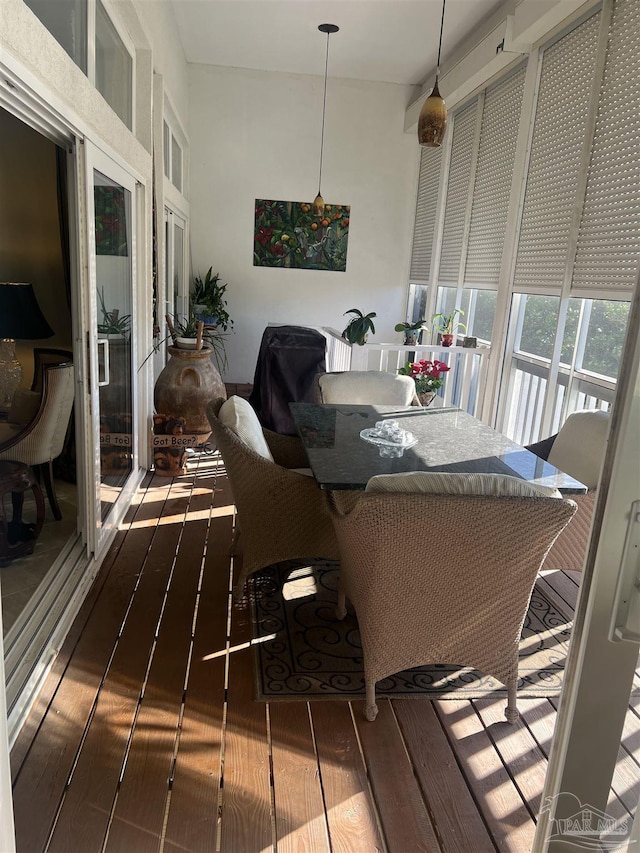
[10,451,640,852]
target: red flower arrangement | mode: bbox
[398,359,450,395]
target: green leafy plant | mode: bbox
[342,308,377,346]
[395,319,427,343]
[97,288,131,336]
[431,308,467,338]
[191,267,233,332]
[170,313,229,373]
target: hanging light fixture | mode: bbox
[313,23,339,217]
[418,0,448,147]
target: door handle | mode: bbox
[97,338,110,387]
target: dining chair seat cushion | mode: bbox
[218,396,274,462]
[365,471,562,499]
[8,389,41,425]
[318,371,416,406]
[547,409,609,489]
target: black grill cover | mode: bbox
[249,326,326,435]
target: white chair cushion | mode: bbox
[548,409,609,490]
[319,371,416,406]
[366,471,562,499]
[218,396,274,462]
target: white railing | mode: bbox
[502,354,615,445]
[352,343,490,417]
[273,325,490,417]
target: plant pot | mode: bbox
[404,334,418,346]
[154,345,226,447]
[441,333,454,347]
[418,391,436,407]
[194,310,219,328]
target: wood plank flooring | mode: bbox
[10,451,640,852]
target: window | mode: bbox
[163,114,184,194]
[407,0,639,437]
[171,134,182,193]
[95,0,132,128]
[24,0,134,130]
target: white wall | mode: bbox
[188,64,419,383]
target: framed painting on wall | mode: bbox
[253,199,350,271]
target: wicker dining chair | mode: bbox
[313,370,420,406]
[327,471,576,723]
[526,409,610,572]
[206,396,341,599]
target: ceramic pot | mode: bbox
[154,345,226,443]
[441,333,454,347]
[418,391,436,407]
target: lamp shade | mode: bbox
[418,78,448,147]
[0,282,54,339]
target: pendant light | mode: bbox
[313,23,339,217]
[418,0,447,147]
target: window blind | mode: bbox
[512,12,601,294]
[465,64,526,290]
[409,146,442,282]
[572,0,640,295]
[437,100,478,286]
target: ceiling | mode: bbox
[169,0,506,88]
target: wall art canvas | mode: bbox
[94,186,128,256]
[254,199,350,271]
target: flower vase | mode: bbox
[418,391,436,407]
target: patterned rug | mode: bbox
[249,560,574,701]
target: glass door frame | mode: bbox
[534,268,640,850]
[84,141,144,560]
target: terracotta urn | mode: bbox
[154,345,226,444]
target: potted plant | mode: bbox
[97,289,131,338]
[394,319,427,346]
[192,267,233,332]
[398,358,451,406]
[342,308,377,346]
[167,313,229,373]
[431,308,467,347]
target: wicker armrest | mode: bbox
[263,429,309,469]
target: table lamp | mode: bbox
[0,282,54,411]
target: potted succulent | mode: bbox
[97,289,131,338]
[431,308,467,347]
[192,267,233,332]
[342,308,377,346]
[394,319,427,346]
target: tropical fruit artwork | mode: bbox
[253,199,350,271]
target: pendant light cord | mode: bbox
[436,0,446,74]
[317,29,331,195]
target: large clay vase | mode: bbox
[154,346,226,444]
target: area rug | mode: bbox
[249,560,574,702]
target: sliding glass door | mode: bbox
[85,144,139,557]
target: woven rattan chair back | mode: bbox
[328,489,576,722]
[206,397,339,599]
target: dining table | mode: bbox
[289,402,587,495]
